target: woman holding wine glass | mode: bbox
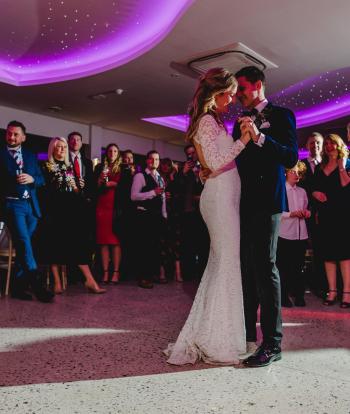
[95,143,122,284]
[40,137,106,294]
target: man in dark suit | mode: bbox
[233,66,298,367]
[67,131,95,282]
[0,120,54,302]
[67,131,94,201]
[300,132,326,296]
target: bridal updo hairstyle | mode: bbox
[186,67,237,143]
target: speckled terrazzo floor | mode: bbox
[0,282,349,414]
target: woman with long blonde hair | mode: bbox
[95,143,122,284]
[312,134,350,308]
[41,137,106,294]
[165,68,251,365]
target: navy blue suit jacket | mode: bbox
[0,146,45,217]
[232,103,298,215]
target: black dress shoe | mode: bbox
[33,286,55,303]
[243,345,282,368]
[294,297,306,307]
[138,280,153,289]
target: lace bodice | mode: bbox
[194,114,245,172]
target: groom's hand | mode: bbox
[199,168,212,183]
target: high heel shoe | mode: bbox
[110,270,120,285]
[85,281,106,294]
[102,270,109,285]
[323,289,337,306]
[340,291,350,309]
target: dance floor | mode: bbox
[0,281,349,413]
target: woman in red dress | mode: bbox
[95,143,122,284]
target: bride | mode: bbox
[164,68,251,365]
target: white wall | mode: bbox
[0,105,185,161]
[0,105,90,142]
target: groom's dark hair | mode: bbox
[235,66,265,86]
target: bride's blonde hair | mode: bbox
[186,68,237,143]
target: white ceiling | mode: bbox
[0,0,349,145]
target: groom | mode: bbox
[232,66,298,367]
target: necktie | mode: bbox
[9,149,29,198]
[10,149,23,171]
[73,155,81,178]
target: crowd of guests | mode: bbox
[0,120,209,301]
[0,119,349,309]
[277,132,350,309]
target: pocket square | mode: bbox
[260,121,270,129]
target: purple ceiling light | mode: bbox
[143,66,350,131]
[0,0,194,86]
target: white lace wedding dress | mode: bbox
[165,114,246,365]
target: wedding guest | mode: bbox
[159,158,182,282]
[177,144,209,281]
[95,143,122,284]
[67,131,95,284]
[67,131,95,201]
[0,120,54,302]
[117,149,138,279]
[41,137,105,294]
[277,161,310,307]
[131,150,167,289]
[121,149,136,174]
[300,132,326,296]
[312,134,350,308]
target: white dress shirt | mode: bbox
[70,151,82,172]
[307,155,321,174]
[131,168,167,218]
[279,182,309,240]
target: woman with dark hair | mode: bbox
[95,143,122,284]
[165,68,251,365]
[312,134,350,308]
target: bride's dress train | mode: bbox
[165,114,246,365]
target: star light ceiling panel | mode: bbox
[143,67,350,130]
[0,0,194,86]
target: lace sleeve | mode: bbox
[194,115,246,171]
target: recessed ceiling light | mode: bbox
[47,105,63,112]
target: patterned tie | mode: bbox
[10,149,23,171]
[9,148,29,198]
[73,155,81,178]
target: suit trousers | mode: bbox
[134,210,162,283]
[4,199,38,279]
[240,212,282,347]
[277,237,307,300]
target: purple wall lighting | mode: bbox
[143,66,350,132]
[0,0,194,86]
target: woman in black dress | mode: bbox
[312,134,350,308]
[41,137,105,294]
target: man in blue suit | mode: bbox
[0,120,54,302]
[233,66,298,367]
